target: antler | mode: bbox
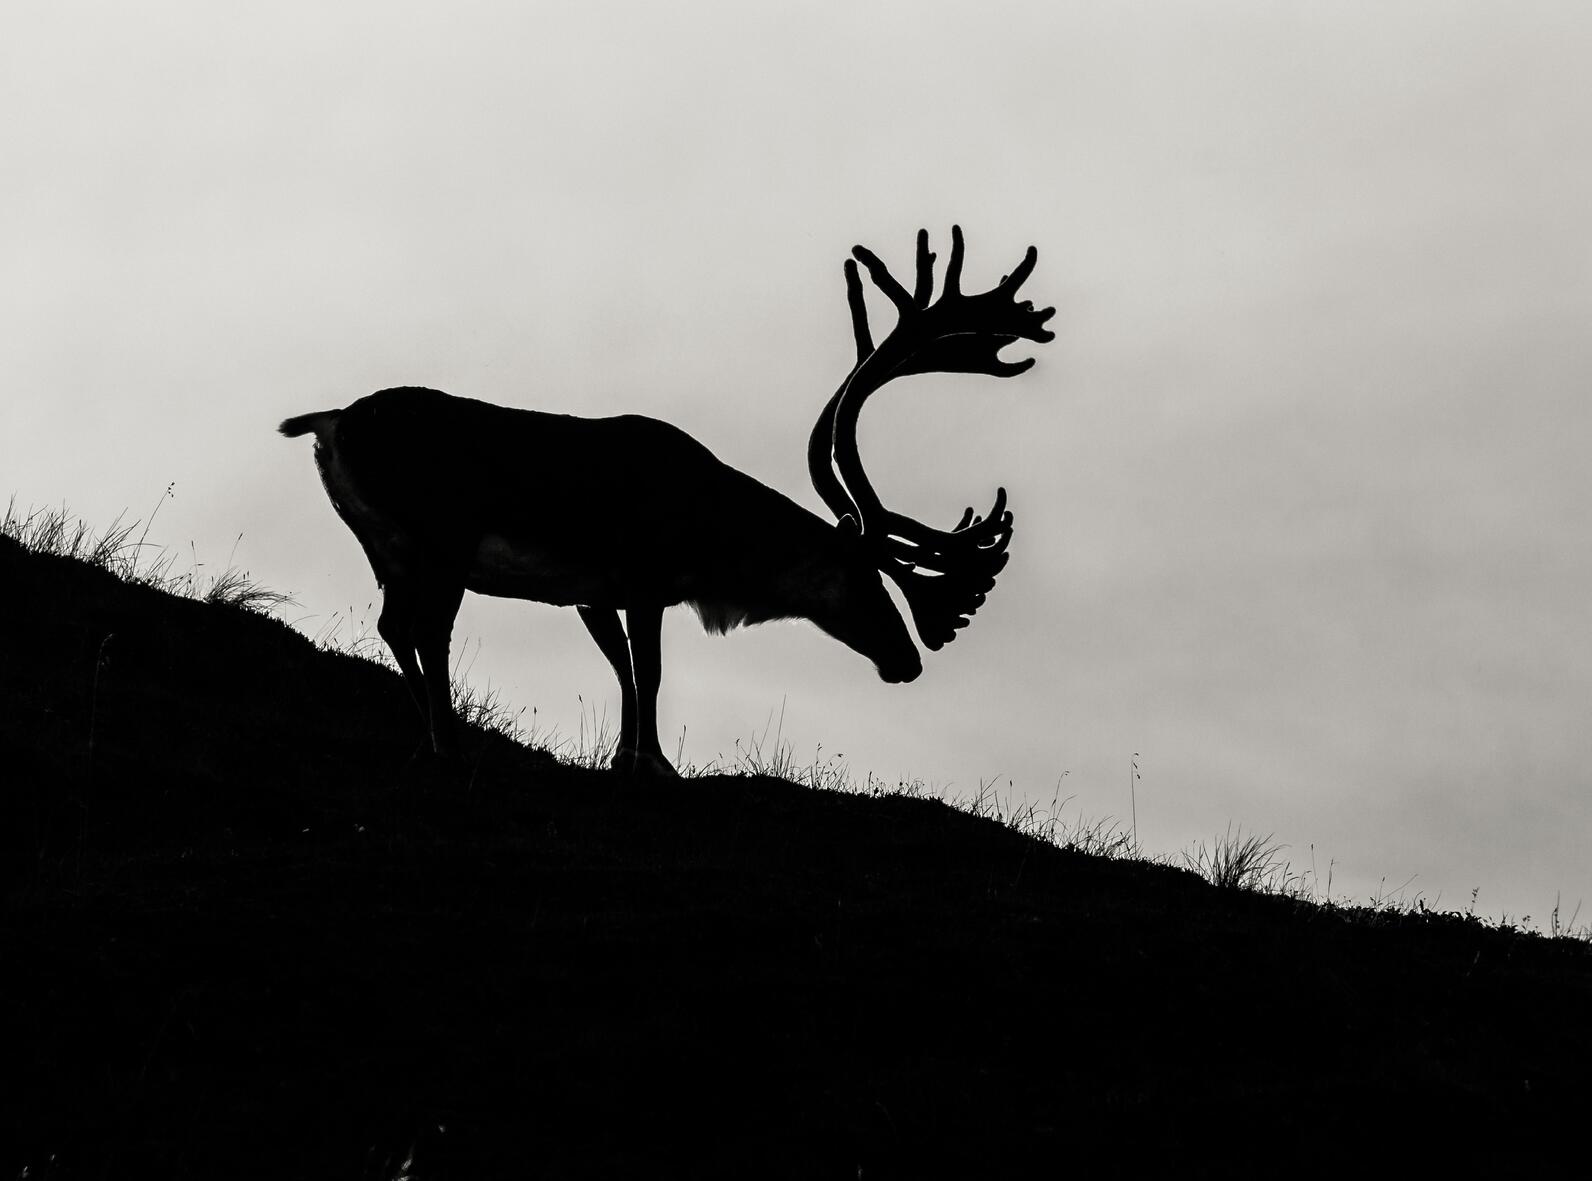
[808,226,1055,650]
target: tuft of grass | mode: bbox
[1182,825,1293,891]
[452,680,528,746]
[686,698,854,791]
[5,497,141,575]
[4,495,295,617]
[1053,813,1142,860]
[954,777,1142,860]
[694,726,1148,863]
[530,695,619,770]
[1549,894,1587,941]
[203,565,296,613]
[308,603,394,666]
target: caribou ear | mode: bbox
[836,513,861,538]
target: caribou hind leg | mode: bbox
[378,578,465,757]
[377,586,428,722]
[412,581,465,757]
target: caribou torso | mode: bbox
[312,386,841,613]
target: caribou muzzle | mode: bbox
[878,655,923,685]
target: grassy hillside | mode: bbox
[3,525,1590,1178]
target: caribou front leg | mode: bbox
[576,604,674,777]
[624,603,676,778]
[576,605,640,773]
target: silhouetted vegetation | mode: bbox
[3,510,1590,1178]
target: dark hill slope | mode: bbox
[2,532,1589,1178]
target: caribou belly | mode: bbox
[466,533,615,606]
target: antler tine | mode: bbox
[912,228,936,308]
[850,243,915,314]
[881,486,1011,565]
[997,244,1039,297]
[845,257,872,365]
[942,224,965,298]
[884,511,1012,584]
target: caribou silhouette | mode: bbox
[280,227,1055,774]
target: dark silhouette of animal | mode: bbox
[279,227,1055,774]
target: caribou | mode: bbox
[279,227,1055,774]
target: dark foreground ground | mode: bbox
[3,532,1590,1178]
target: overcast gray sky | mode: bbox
[5,1,1589,922]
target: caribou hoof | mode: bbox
[610,747,678,779]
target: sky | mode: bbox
[4,1,1589,923]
